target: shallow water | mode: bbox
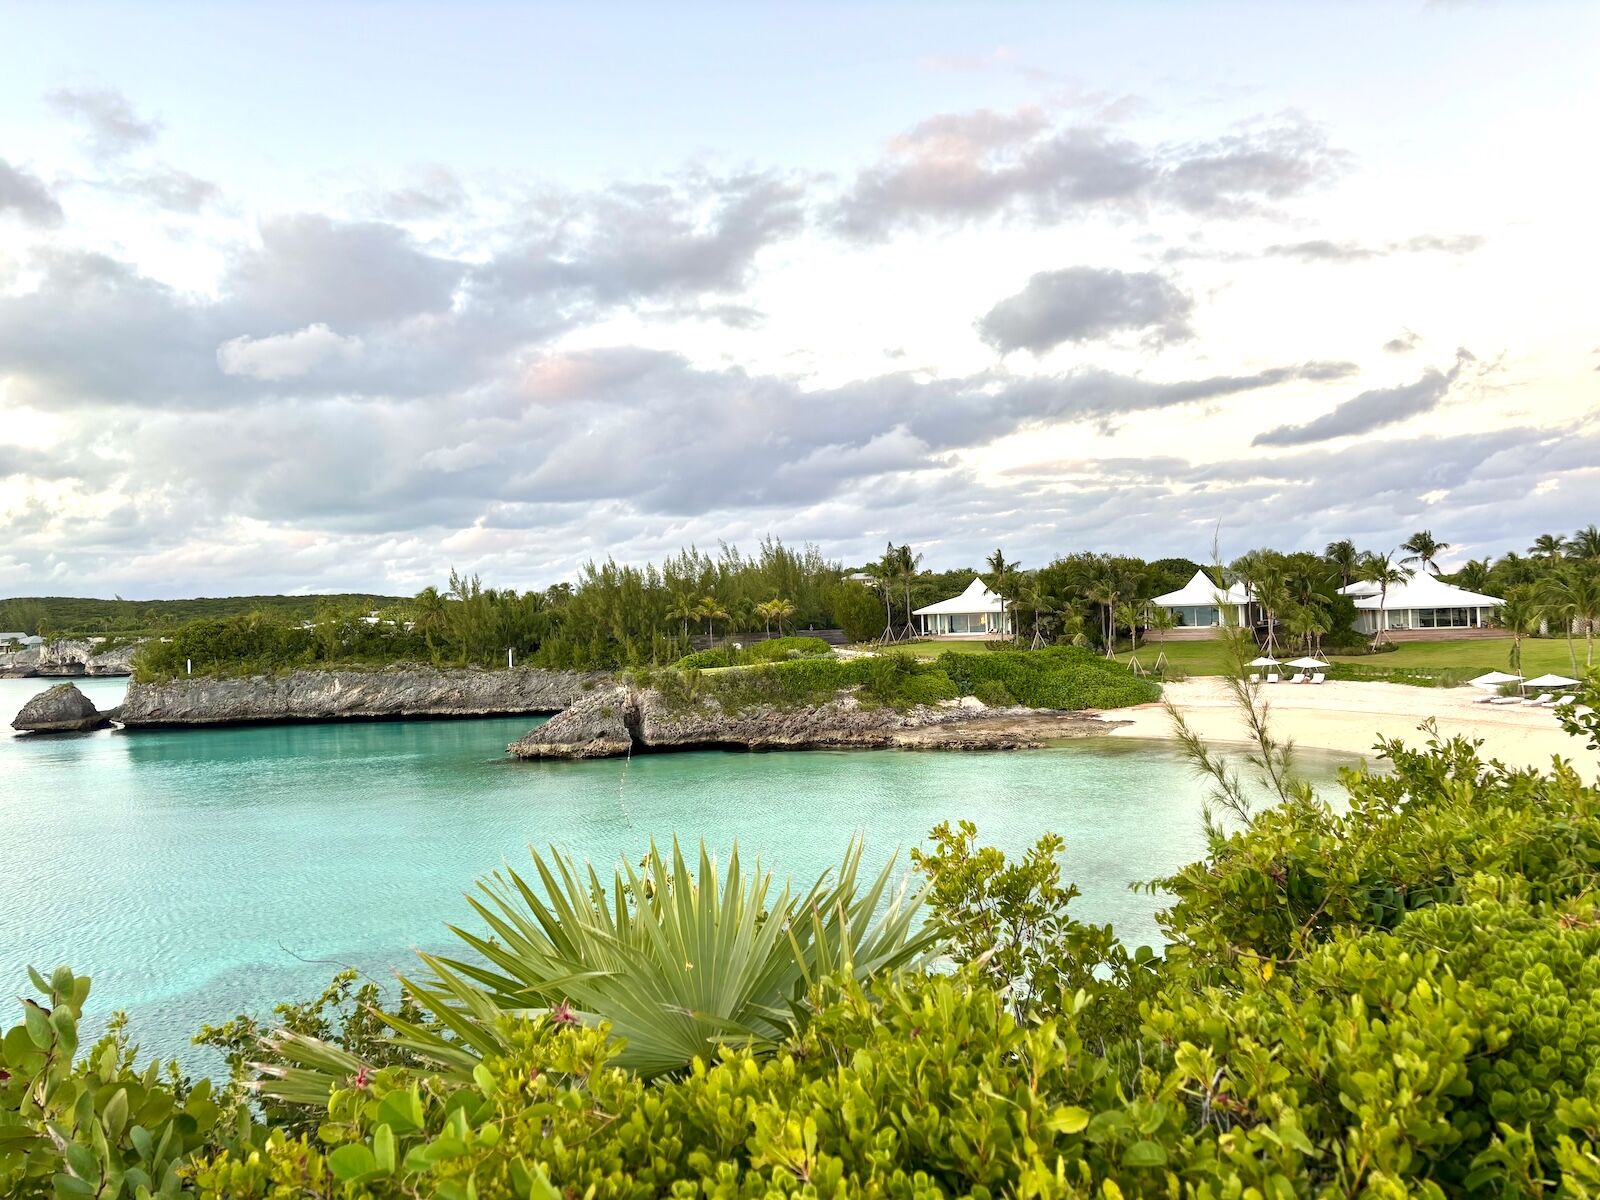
[1,676,1355,1069]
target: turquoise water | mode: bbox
[1,677,1354,1071]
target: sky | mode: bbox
[1,1,1597,598]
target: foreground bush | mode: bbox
[7,687,1600,1197]
[672,636,835,671]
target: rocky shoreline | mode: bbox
[0,638,141,678]
[115,665,608,727]
[10,683,118,733]
[508,684,1121,759]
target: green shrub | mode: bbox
[671,636,833,672]
[973,678,1015,706]
[940,645,1161,709]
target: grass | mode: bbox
[1112,636,1595,680]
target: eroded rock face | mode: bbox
[117,666,607,727]
[508,686,636,759]
[34,639,143,677]
[507,686,1118,759]
[11,683,112,733]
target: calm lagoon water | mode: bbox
[1,676,1355,1069]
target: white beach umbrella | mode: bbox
[1286,656,1329,669]
[1247,655,1280,667]
[1524,673,1581,689]
[1468,670,1522,691]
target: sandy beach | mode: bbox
[1106,679,1598,773]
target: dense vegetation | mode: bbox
[0,594,403,641]
[10,685,1600,1197]
[647,646,1163,713]
[65,521,1600,680]
[670,636,836,670]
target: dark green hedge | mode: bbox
[938,645,1163,709]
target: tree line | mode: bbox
[113,521,1600,679]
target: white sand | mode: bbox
[1104,679,1598,773]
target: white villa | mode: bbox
[1339,574,1502,638]
[1146,569,1256,639]
[913,577,1014,639]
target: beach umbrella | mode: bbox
[1286,656,1329,669]
[1468,670,1522,690]
[1524,673,1580,690]
[1247,655,1280,667]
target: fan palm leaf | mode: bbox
[254,836,932,1099]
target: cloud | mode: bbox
[217,325,364,380]
[1264,233,1485,262]
[224,214,465,329]
[482,169,804,305]
[1253,351,1472,447]
[833,107,1340,238]
[0,158,63,226]
[1384,328,1422,354]
[977,267,1193,352]
[116,165,220,213]
[47,86,160,159]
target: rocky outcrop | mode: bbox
[509,686,1118,759]
[117,666,607,728]
[11,683,114,733]
[508,686,636,759]
[3,639,143,677]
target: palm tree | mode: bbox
[985,548,1019,640]
[1114,600,1143,652]
[1284,604,1328,657]
[1454,558,1492,592]
[1541,568,1600,671]
[1143,602,1176,646]
[896,544,923,637]
[1498,586,1540,673]
[666,588,699,643]
[1399,530,1450,575]
[1086,576,1118,654]
[1569,525,1600,562]
[411,586,448,664]
[1361,552,1414,646]
[772,597,796,635]
[694,595,730,641]
[1324,539,1361,588]
[1530,532,1568,559]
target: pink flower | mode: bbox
[353,1066,370,1090]
[550,1000,579,1028]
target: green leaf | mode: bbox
[1123,1140,1168,1169]
[373,1123,396,1174]
[64,1142,101,1187]
[377,1085,424,1133]
[1044,1106,1091,1134]
[328,1142,379,1183]
[102,1088,130,1140]
[23,1000,52,1048]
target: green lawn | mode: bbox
[1116,636,1593,679]
[868,635,1595,680]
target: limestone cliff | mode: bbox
[509,686,1117,758]
[118,666,606,727]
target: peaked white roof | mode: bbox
[1345,572,1502,610]
[914,576,1005,616]
[1150,569,1252,608]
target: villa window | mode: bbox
[1417,607,1475,629]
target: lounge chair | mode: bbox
[1311,672,1326,685]
[1553,694,1576,708]
[1470,692,1495,704]
[1529,694,1557,707]
[1266,672,1281,684]
[1490,695,1523,705]
[1288,673,1304,684]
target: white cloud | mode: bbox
[216,324,364,381]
